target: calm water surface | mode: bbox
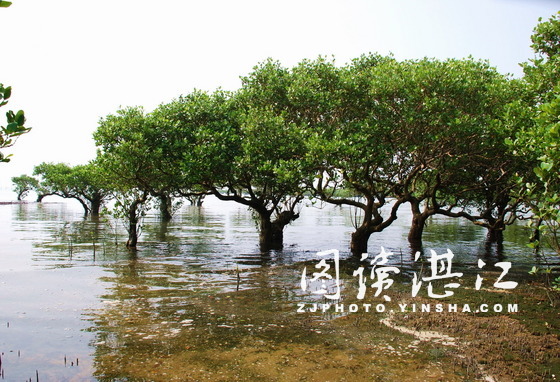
[0,196,555,381]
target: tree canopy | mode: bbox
[11,174,39,201]
[32,162,110,215]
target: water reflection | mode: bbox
[88,259,323,381]
[22,198,554,270]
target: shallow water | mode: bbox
[0,196,556,381]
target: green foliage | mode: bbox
[33,162,74,194]
[532,12,560,59]
[289,55,523,251]
[514,95,560,253]
[0,4,29,162]
[0,83,30,163]
[521,11,560,104]
[95,105,190,196]
[155,90,240,189]
[515,12,560,253]
[33,162,110,214]
[11,174,39,201]
[553,276,560,292]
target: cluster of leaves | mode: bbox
[11,174,39,200]
[1,2,30,163]
[523,98,560,252]
[0,84,29,163]
[512,11,560,254]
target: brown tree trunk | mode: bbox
[90,193,102,216]
[195,196,204,207]
[126,198,144,248]
[189,194,205,207]
[351,225,372,257]
[486,226,504,244]
[485,216,505,244]
[127,220,138,248]
[76,198,90,216]
[408,199,428,245]
[36,194,50,202]
[258,211,299,251]
[158,193,173,222]
[259,215,279,250]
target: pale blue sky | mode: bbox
[0,0,559,193]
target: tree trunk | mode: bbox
[485,216,505,244]
[408,199,428,246]
[90,194,102,216]
[196,195,204,207]
[126,200,141,248]
[486,226,504,244]
[76,198,90,216]
[351,225,372,257]
[484,198,509,244]
[157,221,169,241]
[258,211,299,251]
[127,220,138,248]
[529,218,543,243]
[158,194,173,222]
[408,217,426,242]
[259,215,279,250]
[188,194,205,207]
[483,236,504,258]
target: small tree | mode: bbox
[33,162,110,215]
[94,106,183,247]
[111,189,151,248]
[166,87,307,250]
[11,174,39,201]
